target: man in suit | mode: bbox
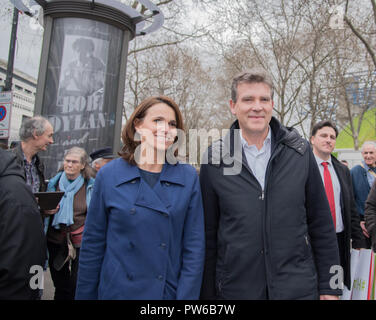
[310,120,367,290]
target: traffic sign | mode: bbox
[0,91,12,139]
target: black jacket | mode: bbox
[10,144,47,192]
[0,149,46,299]
[330,156,368,289]
[365,180,376,252]
[199,117,342,300]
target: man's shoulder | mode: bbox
[331,155,345,170]
[203,139,225,167]
[9,145,23,162]
[350,164,365,174]
[331,156,350,179]
[280,126,308,155]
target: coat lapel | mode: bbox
[135,163,185,215]
[135,179,170,215]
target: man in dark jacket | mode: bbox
[0,149,47,299]
[310,120,367,290]
[351,141,376,241]
[365,181,376,251]
[200,69,342,300]
[11,116,54,193]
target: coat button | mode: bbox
[165,182,170,186]
[130,208,136,214]
[157,275,163,280]
[160,243,166,249]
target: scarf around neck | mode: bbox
[52,172,84,229]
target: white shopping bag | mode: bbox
[341,249,360,300]
[350,249,374,300]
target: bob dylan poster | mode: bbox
[52,34,110,168]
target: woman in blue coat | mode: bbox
[75,96,205,300]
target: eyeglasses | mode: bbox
[64,159,80,165]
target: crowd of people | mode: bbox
[1,68,376,300]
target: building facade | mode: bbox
[0,59,36,145]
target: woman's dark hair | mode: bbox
[119,96,184,166]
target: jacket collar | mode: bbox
[228,117,306,155]
[114,158,185,187]
[209,117,306,167]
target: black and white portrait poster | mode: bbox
[57,35,108,100]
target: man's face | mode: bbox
[362,144,376,167]
[311,126,337,158]
[94,158,113,171]
[34,122,54,152]
[230,82,274,137]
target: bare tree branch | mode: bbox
[344,0,376,69]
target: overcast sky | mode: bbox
[0,0,210,80]
[0,0,44,78]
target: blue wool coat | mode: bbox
[351,164,372,219]
[75,158,205,300]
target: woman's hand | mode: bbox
[42,204,60,216]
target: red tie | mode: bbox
[321,162,336,229]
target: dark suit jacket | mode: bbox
[331,156,368,289]
[365,180,376,251]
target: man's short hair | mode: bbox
[231,68,274,102]
[19,116,50,142]
[311,120,338,138]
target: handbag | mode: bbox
[341,249,360,300]
[347,249,376,300]
[53,233,77,271]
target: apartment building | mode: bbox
[0,58,37,144]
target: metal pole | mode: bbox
[4,7,19,91]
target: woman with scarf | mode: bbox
[45,147,95,300]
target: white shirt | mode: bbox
[314,154,344,233]
[240,127,272,190]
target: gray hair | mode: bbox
[231,68,274,102]
[64,147,89,164]
[19,116,50,142]
[62,147,95,180]
[91,157,103,168]
[361,141,376,152]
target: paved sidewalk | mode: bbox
[42,268,54,300]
